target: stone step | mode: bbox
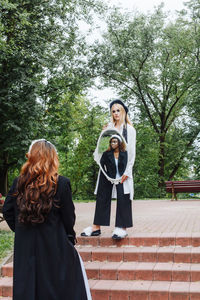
[3,246,200,278]
[1,263,13,278]
[89,279,200,300]
[1,276,200,299]
[0,277,12,297]
[85,261,200,282]
[77,233,200,247]
[77,245,200,264]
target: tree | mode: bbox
[0,0,98,194]
[45,94,107,199]
[87,4,200,192]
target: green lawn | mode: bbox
[0,230,14,263]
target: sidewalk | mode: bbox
[74,199,200,236]
[1,199,200,236]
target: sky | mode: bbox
[106,0,185,13]
[86,0,186,107]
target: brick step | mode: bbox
[1,276,200,299]
[0,277,12,297]
[1,263,13,278]
[85,261,200,282]
[89,279,200,300]
[77,233,200,247]
[77,245,200,263]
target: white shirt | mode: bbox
[115,158,121,179]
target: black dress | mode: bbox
[3,175,88,300]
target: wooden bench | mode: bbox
[165,180,200,201]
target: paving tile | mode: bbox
[100,262,122,280]
[88,279,98,289]
[190,282,200,300]
[149,281,170,300]
[85,262,103,280]
[129,234,160,247]
[171,263,191,282]
[142,234,160,247]
[110,281,133,300]
[1,263,13,278]
[123,247,141,262]
[118,262,139,280]
[0,277,13,297]
[92,247,109,262]
[91,280,114,300]
[192,234,200,247]
[174,247,191,263]
[159,233,176,246]
[99,236,129,247]
[169,281,190,300]
[135,262,156,280]
[140,247,158,262]
[190,264,200,281]
[157,246,174,262]
[153,262,172,281]
[107,247,124,262]
[129,280,152,300]
[77,236,100,246]
[191,247,200,263]
[77,247,93,262]
[176,233,192,247]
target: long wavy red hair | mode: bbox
[16,139,59,225]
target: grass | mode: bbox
[0,230,14,264]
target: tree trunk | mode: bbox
[158,134,165,189]
[0,153,9,196]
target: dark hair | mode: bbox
[106,138,126,152]
[16,140,59,225]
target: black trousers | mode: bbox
[93,171,133,228]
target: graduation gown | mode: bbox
[100,151,127,179]
[3,175,88,300]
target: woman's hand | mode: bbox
[121,175,128,183]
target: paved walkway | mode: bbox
[75,199,200,236]
[1,199,200,236]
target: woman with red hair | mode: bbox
[3,139,91,300]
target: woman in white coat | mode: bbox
[81,99,136,239]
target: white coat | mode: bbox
[94,123,136,200]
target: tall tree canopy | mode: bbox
[88,1,200,191]
[0,0,98,194]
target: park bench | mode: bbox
[165,180,200,201]
[0,193,4,222]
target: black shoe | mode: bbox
[112,234,122,240]
[81,229,101,237]
[112,233,128,240]
[91,229,101,236]
[81,232,87,236]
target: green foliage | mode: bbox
[134,122,160,198]
[87,4,200,193]
[0,0,96,194]
[45,95,107,199]
[2,0,200,200]
[0,230,14,263]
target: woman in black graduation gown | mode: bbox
[3,139,91,300]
